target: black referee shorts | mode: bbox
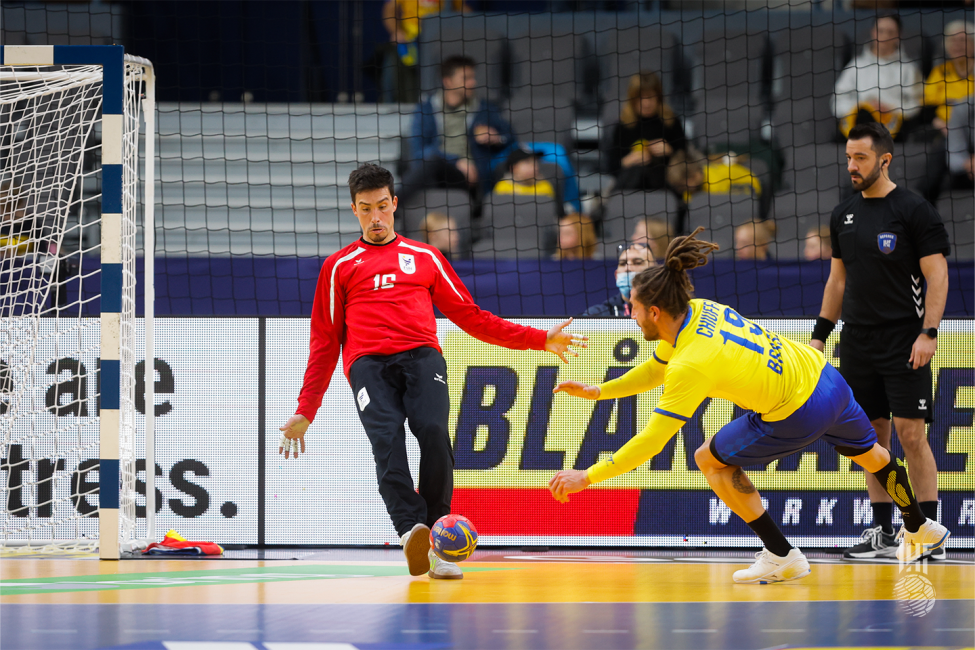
[348,346,453,537]
[839,323,933,423]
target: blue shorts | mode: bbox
[711,363,878,466]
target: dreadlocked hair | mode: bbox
[631,226,720,317]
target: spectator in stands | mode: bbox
[924,21,974,137]
[833,14,923,140]
[556,214,597,260]
[734,221,774,261]
[702,152,762,197]
[492,148,559,202]
[630,217,672,261]
[666,146,706,202]
[0,180,31,259]
[401,55,515,208]
[803,225,833,262]
[420,211,460,259]
[379,0,471,103]
[947,93,974,189]
[582,243,654,317]
[666,147,761,200]
[606,72,687,192]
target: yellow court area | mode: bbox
[2,554,973,604]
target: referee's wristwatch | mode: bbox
[921,327,938,339]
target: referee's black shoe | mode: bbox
[844,525,898,559]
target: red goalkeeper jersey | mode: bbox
[296,235,548,422]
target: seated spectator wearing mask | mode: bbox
[923,21,974,137]
[606,71,687,192]
[556,214,597,260]
[582,243,655,317]
[803,224,832,261]
[734,221,774,261]
[833,14,922,139]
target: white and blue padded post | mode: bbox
[0,45,126,559]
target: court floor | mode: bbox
[1,548,972,650]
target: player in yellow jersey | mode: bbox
[549,228,950,583]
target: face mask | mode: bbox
[616,271,638,300]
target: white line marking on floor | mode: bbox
[848,628,891,632]
[163,641,255,650]
[264,641,358,650]
[762,629,806,633]
[935,628,975,631]
[673,629,717,633]
[401,630,447,633]
[124,629,172,634]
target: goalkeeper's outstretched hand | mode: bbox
[279,414,309,459]
[545,317,589,364]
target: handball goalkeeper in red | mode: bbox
[279,163,587,579]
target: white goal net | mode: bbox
[1,48,154,558]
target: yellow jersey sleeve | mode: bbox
[587,364,711,484]
[596,344,671,400]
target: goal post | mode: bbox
[0,45,155,559]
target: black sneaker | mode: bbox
[844,525,898,559]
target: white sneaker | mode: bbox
[400,523,431,577]
[428,548,463,580]
[733,548,811,584]
[896,519,950,564]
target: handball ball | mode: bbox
[430,514,478,562]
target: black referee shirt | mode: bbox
[830,186,951,328]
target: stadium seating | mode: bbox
[599,189,683,257]
[138,10,973,266]
[689,25,771,147]
[769,24,849,148]
[507,14,597,150]
[399,188,473,257]
[937,190,975,262]
[687,193,759,259]
[474,193,560,260]
[595,24,681,127]
[154,104,405,257]
[417,14,509,105]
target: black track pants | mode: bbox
[348,347,453,537]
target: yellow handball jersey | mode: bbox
[587,298,826,484]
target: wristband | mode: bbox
[811,316,836,343]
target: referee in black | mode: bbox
[811,123,950,560]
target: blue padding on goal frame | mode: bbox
[98,458,120,509]
[100,359,121,410]
[101,165,123,214]
[101,263,123,313]
[52,45,124,115]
